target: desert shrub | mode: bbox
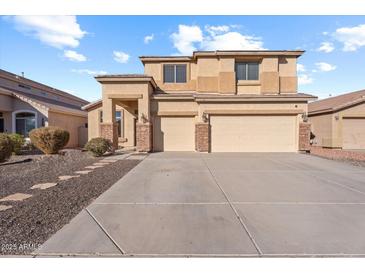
[8,133,25,155]
[84,137,113,157]
[29,126,70,154]
[0,133,12,162]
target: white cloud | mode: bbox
[202,32,264,51]
[171,24,264,55]
[71,69,108,76]
[298,74,313,85]
[315,62,337,72]
[144,34,154,44]
[10,16,86,49]
[113,51,130,63]
[205,25,230,36]
[63,50,87,62]
[297,64,306,72]
[171,25,203,55]
[333,24,365,51]
[317,42,334,53]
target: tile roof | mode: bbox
[308,89,365,114]
[0,86,87,116]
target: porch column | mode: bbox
[136,97,152,152]
[100,98,118,149]
[299,122,311,151]
[195,122,210,152]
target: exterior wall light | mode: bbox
[202,113,209,123]
[302,113,308,122]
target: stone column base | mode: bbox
[299,122,311,151]
[136,122,152,152]
[195,122,210,152]
[100,122,118,149]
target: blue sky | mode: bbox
[0,16,365,102]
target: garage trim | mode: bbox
[204,109,303,115]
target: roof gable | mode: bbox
[309,89,365,114]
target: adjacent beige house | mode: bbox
[309,89,365,150]
[0,69,88,147]
[83,50,316,152]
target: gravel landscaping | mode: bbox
[309,146,365,168]
[0,149,141,255]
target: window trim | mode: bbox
[235,62,260,81]
[0,113,4,133]
[115,110,124,138]
[163,64,187,83]
[11,110,37,137]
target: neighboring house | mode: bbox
[308,89,365,150]
[0,69,89,147]
[83,50,316,152]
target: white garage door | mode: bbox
[343,118,365,149]
[210,115,297,152]
[153,116,195,151]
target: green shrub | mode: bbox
[84,137,113,157]
[29,126,70,154]
[0,133,12,163]
[8,133,25,155]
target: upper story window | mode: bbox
[163,64,187,83]
[235,62,259,81]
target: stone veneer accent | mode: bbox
[136,122,152,152]
[299,122,311,151]
[100,123,118,149]
[195,122,210,152]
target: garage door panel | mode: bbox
[211,115,297,152]
[154,117,195,152]
[343,118,365,149]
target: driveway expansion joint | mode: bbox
[84,208,126,255]
[200,156,263,256]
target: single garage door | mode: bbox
[343,118,365,149]
[210,115,297,152]
[153,116,195,151]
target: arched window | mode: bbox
[14,111,36,137]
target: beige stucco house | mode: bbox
[0,69,88,147]
[309,89,365,150]
[83,50,316,152]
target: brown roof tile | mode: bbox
[308,89,365,114]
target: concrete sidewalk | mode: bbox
[36,152,365,257]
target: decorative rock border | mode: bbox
[310,146,365,161]
[0,152,137,214]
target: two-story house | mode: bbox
[83,50,316,152]
[0,69,88,147]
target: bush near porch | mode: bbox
[29,127,70,154]
[84,137,113,157]
[7,133,25,155]
[0,133,12,163]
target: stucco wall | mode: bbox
[143,55,298,95]
[309,102,365,148]
[309,114,333,147]
[87,105,101,140]
[0,94,13,111]
[87,104,137,147]
[48,111,87,148]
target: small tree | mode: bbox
[8,133,25,155]
[84,137,113,157]
[29,126,70,154]
[0,133,12,162]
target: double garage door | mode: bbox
[153,115,297,152]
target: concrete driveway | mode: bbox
[36,152,365,257]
